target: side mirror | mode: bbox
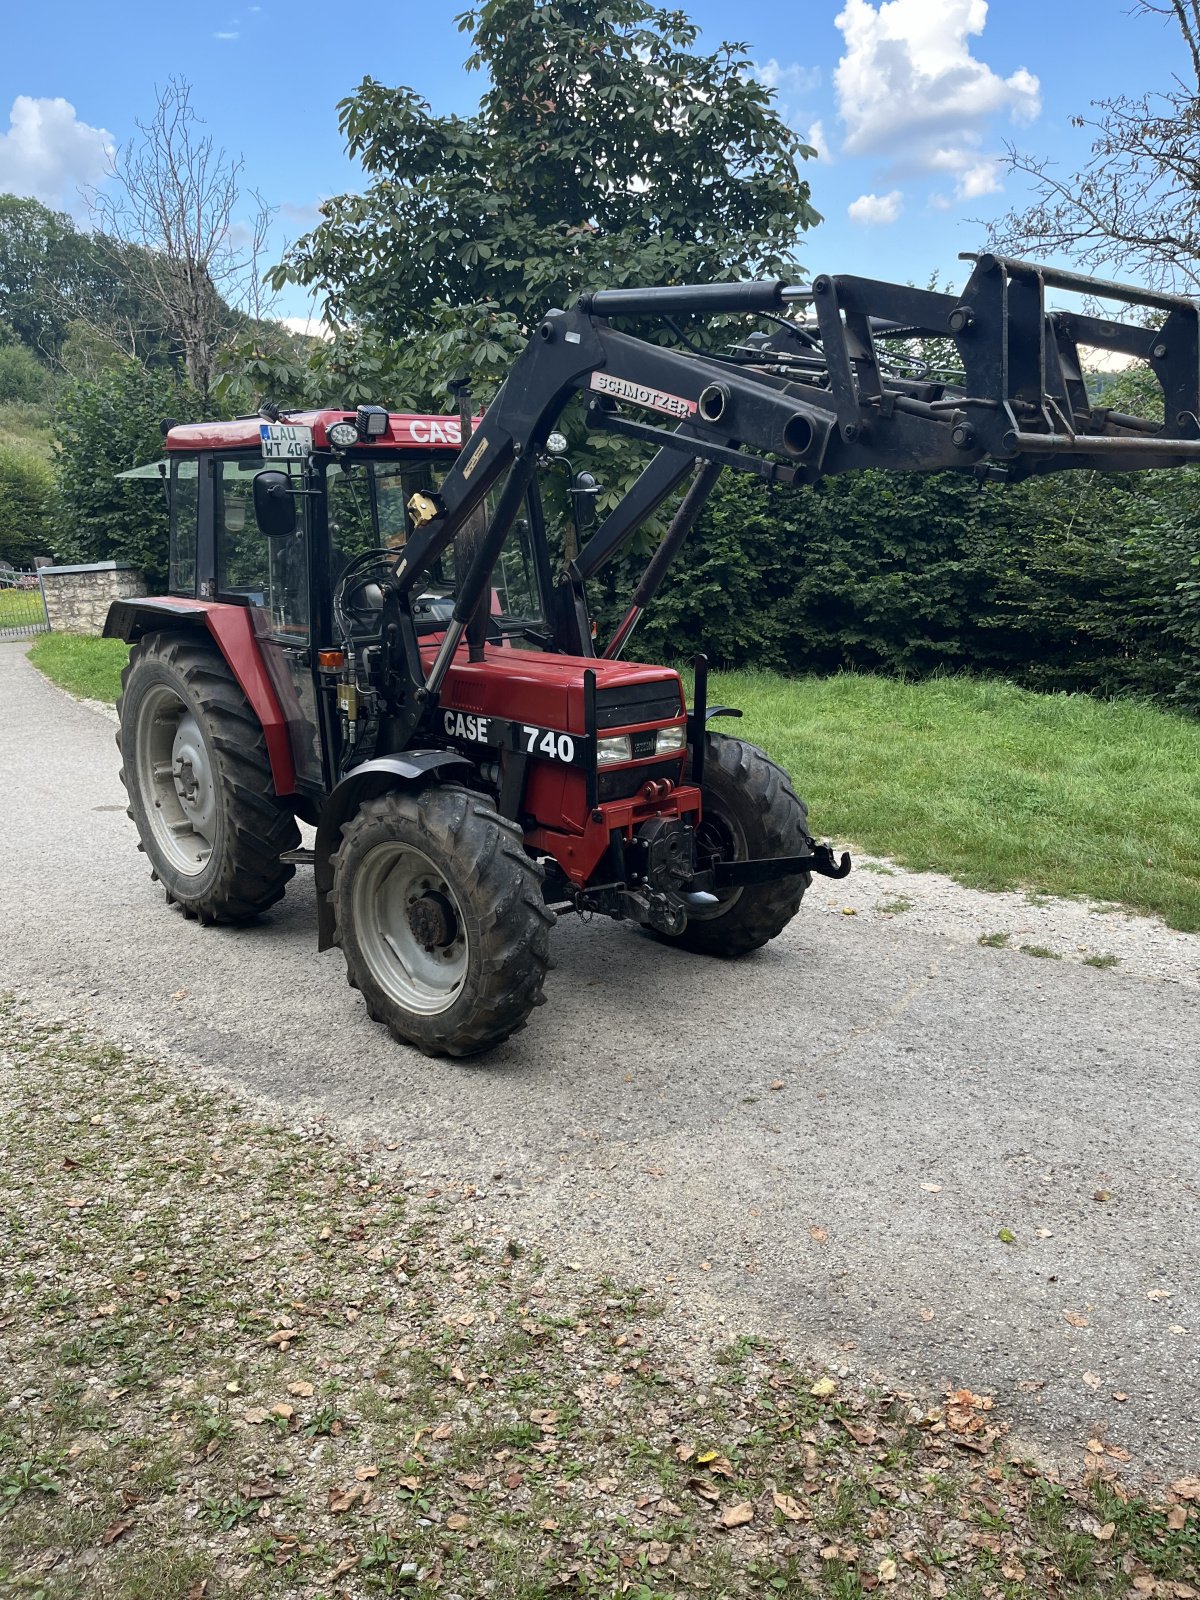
[252,470,297,538]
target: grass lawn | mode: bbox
[0,586,46,628]
[3,999,1197,1598]
[26,632,128,702]
[717,670,1200,933]
[26,634,1200,931]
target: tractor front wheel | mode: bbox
[117,630,300,923]
[661,732,810,957]
[331,786,554,1057]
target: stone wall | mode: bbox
[39,562,148,636]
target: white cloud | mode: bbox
[754,59,821,96]
[833,0,1039,198]
[802,119,832,163]
[214,30,240,39]
[955,159,1002,199]
[0,95,113,212]
[848,189,903,225]
[927,192,953,211]
[279,315,331,342]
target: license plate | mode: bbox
[260,423,313,460]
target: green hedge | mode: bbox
[0,443,54,565]
[593,463,1200,714]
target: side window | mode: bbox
[169,459,198,595]
[217,458,269,599]
[268,527,309,641]
[217,456,308,641]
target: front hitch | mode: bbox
[707,840,852,890]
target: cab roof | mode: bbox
[163,409,469,454]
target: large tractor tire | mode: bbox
[117,631,300,923]
[661,732,810,957]
[331,786,554,1058]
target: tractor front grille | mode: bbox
[594,679,682,729]
[597,757,685,802]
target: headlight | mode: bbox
[655,724,686,754]
[328,420,358,448]
[596,734,632,766]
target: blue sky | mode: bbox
[0,0,1187,323]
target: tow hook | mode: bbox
[808,841,853,879]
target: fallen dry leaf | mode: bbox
[920,1182,943,1193]
[446,1513,469,1531]
[770,1079,784,1091]
[720,1502,754,1529]
[287,1380,314,1398]
[328,1485,363,1514]
[242,1406,269,1425]
[1171,1477,1200,1501]
[808,1225,828,1244]
[1146,1288,1171,1302]
[772,1489,809,1521]
[839,1416,877,1446]
[1082,1371,1102,1390]
[919,1307,935,1322]
[1167,1504,1189,1531]
[99,1520,131,1546]
[879,1557,898,1582]
[647,1542,671,1565]
[432,1422,454,1440]
[354,1464,379,1481]
[1063,1311,1090,1328]
[810,1376,838,1399]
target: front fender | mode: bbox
[314,752,475,950]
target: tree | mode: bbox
[992,1,1200,293]
[273,0,819,409]
[0,195,93,360]
[54,364,201,584]
[90,79,273,400]
[0,445,55,565]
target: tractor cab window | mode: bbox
[324,457,548,643]
[217,455,309,641]
[169,459,198,595]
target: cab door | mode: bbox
[214,455,324,791]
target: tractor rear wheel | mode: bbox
[331,786,554,1057]
[117,630,300,923]
[660,732,810,957]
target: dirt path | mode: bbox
[3,639,1197,1482]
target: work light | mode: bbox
[355,405,389,440]
[328,420,358,448]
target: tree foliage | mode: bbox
[54,364,200,586]
[273,0,819,406]
[0,445,55,565]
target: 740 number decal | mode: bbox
[521,724,575,763]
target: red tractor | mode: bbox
[106,257,1200,1055]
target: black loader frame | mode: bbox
[385,252,1200,728]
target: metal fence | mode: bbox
[0,568,50,639]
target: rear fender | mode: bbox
[314,752,475,950]
[105,597,297,798]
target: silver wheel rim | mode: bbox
[352,842,468,1015]
[133,685,217,877]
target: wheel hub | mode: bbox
[407,891,458,951]
[171,714,215,843]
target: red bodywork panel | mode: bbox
[428,643,702,885]
[116,599,298,797]
[164,410,476,454]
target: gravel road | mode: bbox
[3,639,1197,1481]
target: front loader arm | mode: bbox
[389,256,1200,694]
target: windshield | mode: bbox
[325,458,548,634]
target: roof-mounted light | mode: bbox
[356,405,389,440]
[328,420,358,448]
